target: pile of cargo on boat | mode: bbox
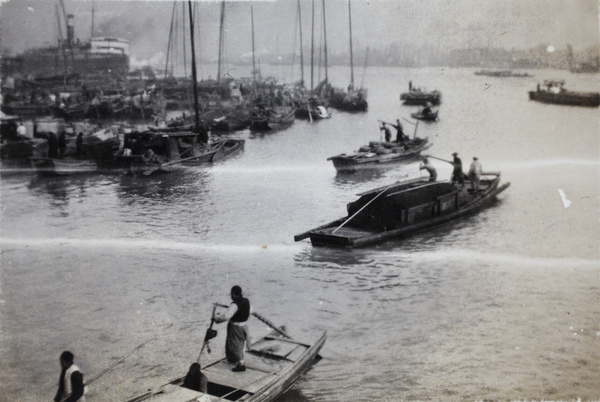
[295,173,510,248]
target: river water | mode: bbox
[1,66,599,401]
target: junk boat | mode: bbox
[295,173,510,248]
[127,329,326,402]
[117,131,244,175]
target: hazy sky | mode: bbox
[1,0,598,66]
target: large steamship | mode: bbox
[2,13,129,79]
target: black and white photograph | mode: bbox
[1,0,598,400]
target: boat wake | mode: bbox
[0,236,304,254]
[392,248,599,269]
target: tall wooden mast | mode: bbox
[321,0,328,83]
[348,0,354,89]
[297,0,305,88]
[251,5,256,83]
[188,0,206,142]
[217,1,226,82]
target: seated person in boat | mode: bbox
[182,362,208,393]
[422,103,433,116]
[419,157,437,182]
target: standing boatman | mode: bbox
[214,285,251,372]
[380,123,392,143]
[468,156,483,192]
[54,351,86,402]
[419,157,437,182]
[390,119,408,142]
[451,152,464,187]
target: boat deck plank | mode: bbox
[204,358,282,393]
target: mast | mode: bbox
[251,5,256,83]
[58,0,75,66]
[310,0,315,91]
[348,0,354,89]
[217,1,226,83]
[187,0,204,141]
[55,5,68,73]
[91,0,95,39]
[182,2,188,80]
[165,3,177,80]
[297,0,305,88]
[321,0,328,83]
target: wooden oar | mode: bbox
[331,181,398,234]
[60,323,173,402]
[214,303,292,339]
[142,153,204,176]
[425,154,453,164]
[197,305,218,362]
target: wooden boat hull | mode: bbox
[181,139,245,165]
[295,174,510,248]
[328,138,431,173]
[29,156,99,175]
[117,131,244,175]
[251,107,295,131]
[127,330,326,402]
[528,90,600,107]
[410,111,438,121]
[295,105,332,120]
[400,91,441,105]
[475,70,533,77]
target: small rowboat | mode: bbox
[410,109,438,121]
[127,329,326,402]
[327,137,431,173]
[250,106,295,131]
[295,173,510,248]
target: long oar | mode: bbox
[331,181,398,234]
[214,303,292,339]
[197,305,218,362]
[61,323,173,402]
[142,153,205,176]
[425,155,453,165]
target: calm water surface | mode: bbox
[1,66,599,401]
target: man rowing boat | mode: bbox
[214,285,252,372]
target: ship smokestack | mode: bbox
[67,14,75,46]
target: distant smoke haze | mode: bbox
[1,0,598,64]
